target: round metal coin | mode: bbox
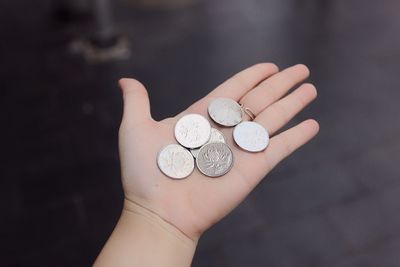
[157,144,195,179]
[196,142,233,177]
[175,114,211,148]
[208,97,243,126]
[233,121,269,152]
[190,128,226,158]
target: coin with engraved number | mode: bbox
[196,142,233,177]
[208,98,243,127]
[175,114,211,148]
[157,144,195,179]
[233,121,269,152]
[191,128,226,158]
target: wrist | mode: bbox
[122,197,199,248]
[94,198,198,267]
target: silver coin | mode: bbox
[196,142,233,177]
[208,98,243,127]
[233,121,269,152]
[175,114,211,148]
[190,128,226,158]
[157,144,194,179]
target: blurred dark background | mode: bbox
[1,0,400,266]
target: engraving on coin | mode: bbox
[208,98,243,126]
[196,142,233,177]
[175,114,211,148]
[157,144,195,179]
[233,121,269,152]
[191,128,226,158]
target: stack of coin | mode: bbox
[157,97,269,180]
[157,114,233,179]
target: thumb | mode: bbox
[119,78,152,123]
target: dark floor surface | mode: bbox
[1,0,400,266]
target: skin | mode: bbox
[94,63,319,267]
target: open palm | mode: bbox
[118,63,319,241]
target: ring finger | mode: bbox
[238,64,310,120]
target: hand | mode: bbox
[118,63,319,242]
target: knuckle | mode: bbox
[273,103,290,122]
[282,134,293,154]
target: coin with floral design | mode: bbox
[196,142,233,177]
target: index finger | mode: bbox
[180,63,279,116]
[207,63,279,101]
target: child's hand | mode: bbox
[118,63,319,242]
